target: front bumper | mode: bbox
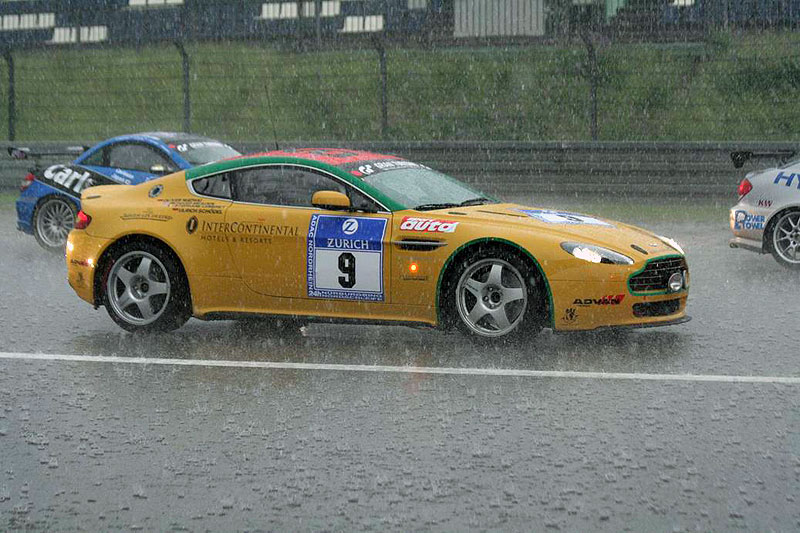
[729,235,765,254]
[65,230,110,306]
[550,280,689,331]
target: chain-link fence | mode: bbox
[2,36,798,142]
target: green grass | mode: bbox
[2,32,800,142]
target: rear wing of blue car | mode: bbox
[7,145,88,160]
[731,149,796,169]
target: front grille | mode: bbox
[633,299,681,318]
[629,256,687,293]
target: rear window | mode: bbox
[173,141,240,165]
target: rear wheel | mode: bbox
[770,209,800,269]
[33,196,77,252]
[447,248,546,340]
[102,242,191,332]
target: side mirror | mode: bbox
[150,164,169,175]
[312,190,351,211]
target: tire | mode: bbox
[769,209,800,270]
[101,242,191,333]
[445,247,546,340]
[33,196,77,252]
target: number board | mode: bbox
[517,209,613,227]
[306,214,388,302]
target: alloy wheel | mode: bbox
[107,251,171,326]
[455,258,528,337]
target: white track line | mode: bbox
[1,351,799,384]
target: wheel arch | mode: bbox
[435,237,554,330]
[763,204,800,253]
[34,192,81,212]
[93,233,192,309]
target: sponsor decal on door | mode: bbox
[307,214,387,301]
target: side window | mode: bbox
[232,166,346,207]
[81,148,106,166]
[231,165,383,211]
[348,189,381,212]
[107,143,176,173]
[191,173,231,199]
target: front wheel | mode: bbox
[33,196,77,252]
[102,242,191,333]
[770,209,800,269]
[449,250,545,340]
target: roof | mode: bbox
[137,132,218,144]
[184,148,411,212]
[259,148,401,167]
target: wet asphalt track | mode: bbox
[1,199,799,531]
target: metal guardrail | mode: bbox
[2,141,796,198]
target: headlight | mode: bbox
[657,235,684,255]
[560,242,634,265]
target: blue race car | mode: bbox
[14,132,241,251]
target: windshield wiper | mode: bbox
[414,197,494,211]
[458,197,493,207]
[413,202,459,211]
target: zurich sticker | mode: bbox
[307,215,387,302]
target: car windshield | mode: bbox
[173,141,240,165]
[360,167,494,210]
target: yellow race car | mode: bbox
[65,148,690,339]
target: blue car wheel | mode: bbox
[33,196,78,252]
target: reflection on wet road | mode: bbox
[1,201,799,530]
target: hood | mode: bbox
[442,203,680,258]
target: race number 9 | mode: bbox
[338,252,356,288]
[307,214,386,301]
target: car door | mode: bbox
[81,141,178,185]
[224,164,393,307]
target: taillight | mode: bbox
[738,178,753,198]
[20,172,35,191]
[75,210,91,230]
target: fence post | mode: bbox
[175,42,191,133]
[580,30,599,142]
[3,50,15,141]
[315,0,322,47]
[375,39,389,140]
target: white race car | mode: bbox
[730,150,800,268]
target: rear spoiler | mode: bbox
[7,145,89,160]
[731,149,796,169]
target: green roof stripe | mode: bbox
[185,155,407,212]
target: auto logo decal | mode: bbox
[149,184,163,198]
[186,216,198,234]
[400,217,459,233]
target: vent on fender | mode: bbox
[392,239,447,251]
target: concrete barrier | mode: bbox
[3,140,796,198]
